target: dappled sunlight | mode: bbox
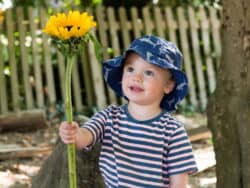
[200,177,217,187]
[13,164,40,176]
[0,170,30,188]
[0,163,40,188]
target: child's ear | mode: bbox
[164,80,175,94]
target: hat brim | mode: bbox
[103,52,188,112]
[103,55,125,97]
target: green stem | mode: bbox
[65,56,77,188]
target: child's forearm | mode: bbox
[75,127,93,149]
[170,173,188,188]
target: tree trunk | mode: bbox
[0,110,48,132]
[207,0,250,187]
[32,141,105,188]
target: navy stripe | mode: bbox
[167,161,197,171]
[168,142,191,150]
[167,155,195,163]
[168,148,193,157]
[119,176,163,188]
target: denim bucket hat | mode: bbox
[103,35,188,112]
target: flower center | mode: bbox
[66,25,73,31]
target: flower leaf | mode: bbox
[89,32,102,63]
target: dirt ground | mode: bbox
[0,115,216,188]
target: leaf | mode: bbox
[88,33,102,63]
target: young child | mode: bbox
[59,35,198,188]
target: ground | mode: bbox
[0,114,216,188]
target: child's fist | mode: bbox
[59,121,79,144]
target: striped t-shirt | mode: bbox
[82,104,197,188]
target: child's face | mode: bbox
[122,52,175,107]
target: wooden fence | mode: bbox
[0,5,221,114]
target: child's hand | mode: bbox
[59,121,79,144]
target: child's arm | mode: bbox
[59,121,93,149]
[169,173,188,188]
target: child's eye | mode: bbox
[144,70,154,76]
[126,67,134,72]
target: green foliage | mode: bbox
[177,104,199,116]
[11,0,47,7]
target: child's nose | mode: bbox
[132,74,142,82]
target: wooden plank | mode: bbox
[118,7,131,49]
[0,109,48,132]
[187,126,211,142]
[95,6,115,106]
[80,46,94,108]
[188,6,207,110]
[107,7,121,104]
[130,7,143,38]
[164,7,187,107]
[142,6,154,35]
[96,5,109,60]
[153,6,165,38]
[40,7,56,107]
[209,7,222,68]
[72,57,83,112]
[107,7,121,57]
[87,7,107,109]
[199,7,216,93]
[119,7,133,105]
[88,33,107,109]
[164,6,178,44]
[177,7,198,108]
[16,7,34,109]
[28,7,44,108]
[6,9,20,111]
[0,23,8,114]
[0,145,52,160]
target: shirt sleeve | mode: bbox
[80,106,111,150]
[167,125,198,176]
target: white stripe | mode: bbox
[103,143,162,159]
[170,132,188,141]
[101,168,117,187]
[99,160,117,174]
[116,158,162,175]
[101,150,163,173]
[168,139,190,148]
[168,145,192,154]
[111,134,163,152]
[169,164,197,174]
[117,166,162,180]
[167,158,196,167]
[112,124,164,140]
[119,174,164,187]
[166,152,194,161]
[107,119,165,132]
[102,145,161,165]
[103,132,163,151]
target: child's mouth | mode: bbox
[129,86,144,92]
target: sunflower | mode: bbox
[42,10,100,188]
[42,10,96,40]
[0,9,4,24]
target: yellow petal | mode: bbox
[42,10,96,40]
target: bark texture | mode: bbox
[207,0,250,187]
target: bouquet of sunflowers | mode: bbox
[43,10,100,188]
